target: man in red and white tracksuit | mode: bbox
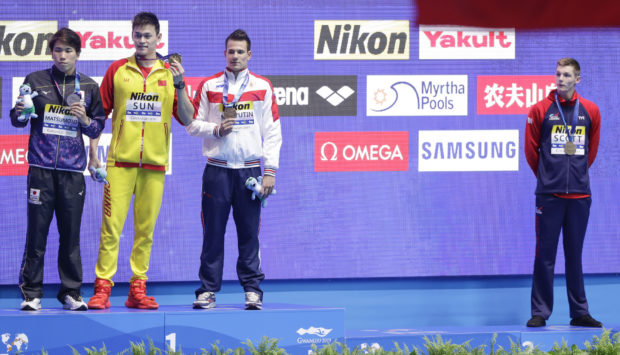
[524,58,601,328]
[183,29,281,310]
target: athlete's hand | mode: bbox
[218,117,235,137]
[13,98,24,115]
[261,175,275,197]
[70,102,90,125]
[169,61,185,87]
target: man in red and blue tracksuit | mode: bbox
[182,29,281,310]
[524,58,601,328]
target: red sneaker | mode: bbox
[125,279,159,309]
[87,278,112,309]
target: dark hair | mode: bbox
[48,27,82,55]
[557,57,581,76]
[225,29,251,51]
[132,12,160,34]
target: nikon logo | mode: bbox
[0,21,57,61]
[130,92,160,101]
[314,20,409,60]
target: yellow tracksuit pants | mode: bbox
[95,166,165,284]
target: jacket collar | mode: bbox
[224,67,249,84]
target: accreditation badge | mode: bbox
[42,104,79,137]
[125,92,163,122]
[551,125,586,156]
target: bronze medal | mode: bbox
[564,141,577,155]
[224,107,236,119]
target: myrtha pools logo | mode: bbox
[367,75,467,116]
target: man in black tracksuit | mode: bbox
[10,28,105,311]
[524,58,602,327]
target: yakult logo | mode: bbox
[419,25,515,60]
[68,20,169,60]
[367,75,467,116]
[315,132,408,172]
[0,21,57,61]
[477,76,555,115]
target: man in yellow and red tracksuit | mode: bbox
[87,12,194,309]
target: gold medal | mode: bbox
[565,141,577,155]
[168,53,182,65]
[223,107,236,119]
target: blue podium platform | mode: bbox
[0,304,345,355]
[347,325,620,352]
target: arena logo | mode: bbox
[315,131,408,172]
[314,20,409,60]
[0,21,57,61]
[477,75,555,115]
[68,20,168,60]
[419,25,515,60]
[418,130,519,172]
[367,75,467,116]
[267,75,357,116]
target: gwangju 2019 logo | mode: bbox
[367,75,467,116]
[296,326,333,344]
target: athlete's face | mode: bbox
[225,39,251,74]
[52,41,79,75]
[555,65,580,100]
[133,24,161,59]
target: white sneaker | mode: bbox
[193,292,216,309]
[244,292,262,310]
[20,297,41,311]
[62,294,88,311]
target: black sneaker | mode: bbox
[526,315,546,327]
[570,314,602,327]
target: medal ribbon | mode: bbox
[222,71,250,108]
[49,67,81,105]
[554,92,580,143]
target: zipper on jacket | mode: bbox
[565,155,570,193]
[114,120,125,159]
[54,73,67,169]
[164,123,169,148]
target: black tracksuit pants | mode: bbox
[19,166,86,302]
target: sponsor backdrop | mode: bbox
[1,1,619,285]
